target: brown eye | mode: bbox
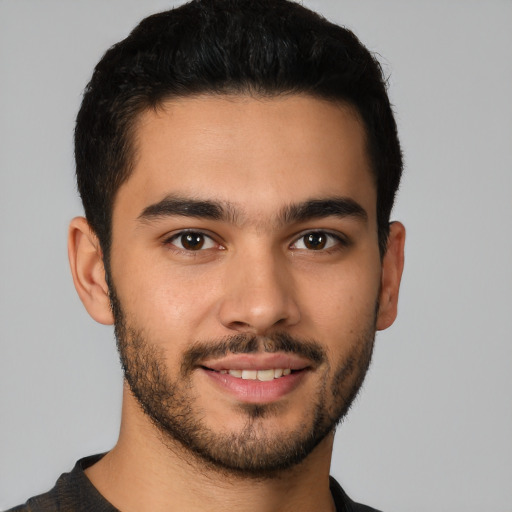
[291,231,343,251]
[303,232,327,250]
[168,231,217,251]
[180,233,205,250]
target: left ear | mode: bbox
[376,221,406,331]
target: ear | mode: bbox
[68,217,114,325]
[376,221,405,331]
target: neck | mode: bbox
[85,385,336,512]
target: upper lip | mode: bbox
[200,353,313,372]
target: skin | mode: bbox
[68,94,405,512]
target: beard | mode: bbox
[110,288,376,479]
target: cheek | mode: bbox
[298,259,381,341]
[307,285,378,331]
[113,255,223,342]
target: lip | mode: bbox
[201,367,308,403]
[200,353,312,372]
[197,352,314,404]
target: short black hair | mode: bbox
[75,0,402,265]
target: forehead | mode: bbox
[116,94,376,225]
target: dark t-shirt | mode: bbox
[8,454,382,512]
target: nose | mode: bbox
[218,249,301,334]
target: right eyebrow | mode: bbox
[137,195,240,224]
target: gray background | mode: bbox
[1,1,511,510]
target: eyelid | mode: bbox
[163,229,224,251]
[289,230,349,250]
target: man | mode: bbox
[10,0,404,510]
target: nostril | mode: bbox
[229,320,251,330]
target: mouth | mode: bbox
[197,353,313,403]
[201,367,295,381]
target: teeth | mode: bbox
[223,369,292,380]
[257,369,275,381]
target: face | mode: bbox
[105,94,392,476]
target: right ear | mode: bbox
[68,217,114,325]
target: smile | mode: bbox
[198,353,313,402]
[202,367,307,403]
[214,368,292,381]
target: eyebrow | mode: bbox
[280,198,367,224]
[137,195,367,226]
[138,195,240,224]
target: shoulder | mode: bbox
[350,503,383,512]
[329,476,384,512]
[5,454,117,512]
[5,473,74,512]
[6,493,58,512]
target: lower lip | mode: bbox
[201,369,308,404]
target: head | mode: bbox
[69,0,405,478]
[75,0,402,269]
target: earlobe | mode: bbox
[376,221,405,331]
[68,217,114,325]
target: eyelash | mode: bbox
[163,229,349,254]
[290,231,349,252]
[164,230,223,253]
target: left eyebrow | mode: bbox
[279,198,368,225]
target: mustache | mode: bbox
[181,332,326,375]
